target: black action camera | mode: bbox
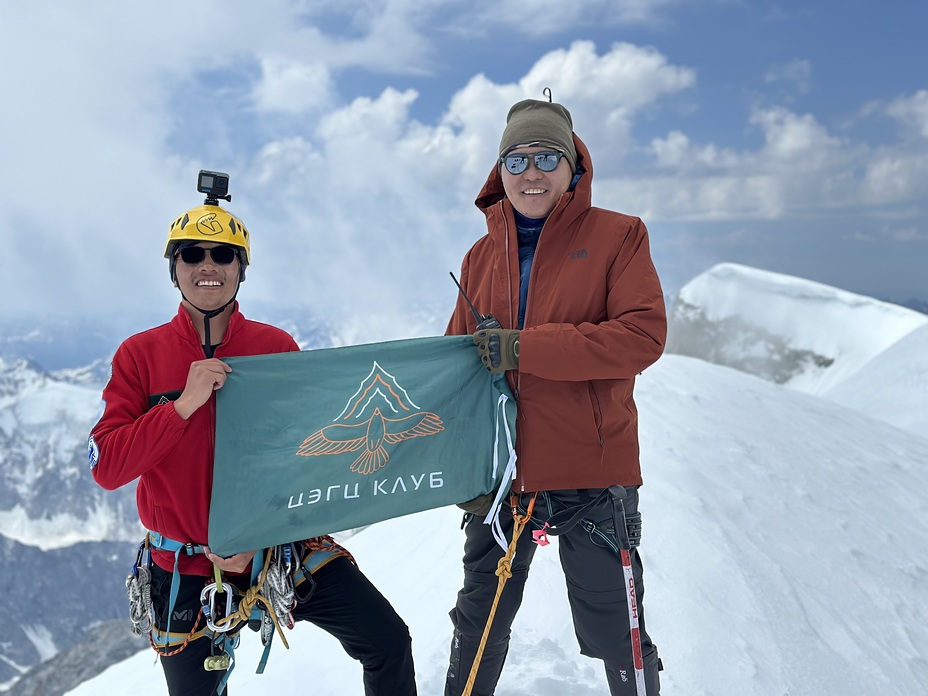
[197,170,232,204]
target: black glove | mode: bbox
[474,328,520,373]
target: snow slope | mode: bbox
[821,324,928,436]
[64,354,928,696]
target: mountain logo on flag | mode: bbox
[295,361,444,475]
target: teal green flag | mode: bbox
[208,335,516,556]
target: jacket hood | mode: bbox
[475,133,594,216]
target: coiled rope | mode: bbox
[263,555,296,629]
[126,565,152,636]
[208,550,291,649]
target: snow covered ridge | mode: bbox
[62,355,928,696]
[0,356,140,549]
[822,323,928,436]
[2,264,926,694]
[666,262,928,395]
[0,356,47,402]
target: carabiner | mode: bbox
[200,582,236,633]
[133,539,151,575]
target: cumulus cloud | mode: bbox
[614,107,859,221]
[0,1,446,322]
[243,40,697,331]
[750,107,845,166]
[862,148,928,204]
[1,2,925,329]
[886,90,928,138]
[252,57,334,114]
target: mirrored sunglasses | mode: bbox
[178,245,238,265]
[500,150,565,175]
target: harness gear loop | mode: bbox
[207,550,291,650]
[149,611,207,657]
[462,492,538,696]
[126,537,153,636]
[142,533,354,692]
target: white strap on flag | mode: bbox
[485,393,517,550]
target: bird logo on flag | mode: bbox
[295,361,444,474]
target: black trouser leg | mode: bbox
[604,652,662,696]
[292,556,417,696]
[444,512,539,696]
[152,557,415,696]
[446,489,662,696]
[159,636,226,696]
[557,487,660,695]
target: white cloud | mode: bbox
[750,107,847,166]
[240,41,698,332]
[616,107,858,221]
[1,3,925,324]
[466,0,679,35]
[886,90,928,138]
[526,41,696,154]
[764,58,812,94]
[252,57,334,114]
[862,148,928,204]
[0,1,447,321]
[650,131,741,170]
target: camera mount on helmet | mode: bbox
[165,168,251,285]
[197,170,232,206]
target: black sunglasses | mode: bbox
[177,245,238,265]
[500,150,565,175]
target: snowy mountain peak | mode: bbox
[666,262,928,394]
[0,356,48,403]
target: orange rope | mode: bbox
[146,537,354,657]
[462,493,537,696]
[149,609,207,657]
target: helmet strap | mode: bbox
[178,281,241,358]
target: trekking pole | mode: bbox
[546,488,648,696]
[608,486,647,696]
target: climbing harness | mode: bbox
[128,531,351,693]
[462,486,648,696]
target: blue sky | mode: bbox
[1,1,925,338]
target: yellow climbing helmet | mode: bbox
[164,204,251,264]
[165,170,251,283]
